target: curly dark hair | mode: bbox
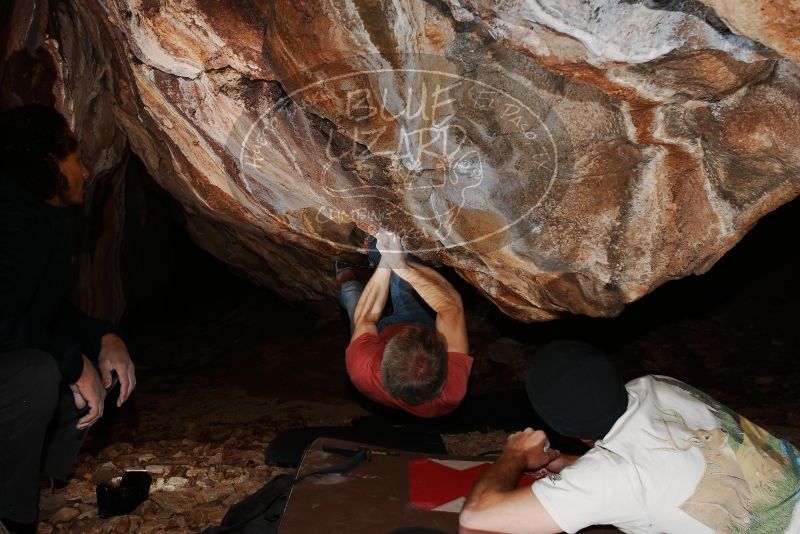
[381,324,448,405]
[0,104,78,200]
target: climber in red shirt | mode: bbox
[338,230,472,418]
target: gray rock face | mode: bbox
[1,0,798,320]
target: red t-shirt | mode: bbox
[345,323,474,418]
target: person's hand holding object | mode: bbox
[98,333,136,407]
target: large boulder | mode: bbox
[2,0,798,320]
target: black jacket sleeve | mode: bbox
[54,302,124,363]
[0,203,85,383]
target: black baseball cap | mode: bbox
[526,341,629,440]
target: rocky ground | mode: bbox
[35,202,800,533]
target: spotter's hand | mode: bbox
[505,427,560,471]
[98,334,136,407]
[70,355,106,430]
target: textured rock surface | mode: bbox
[698,0,800,64]
[1,0,799,320]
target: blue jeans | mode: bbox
[340,239,436,334]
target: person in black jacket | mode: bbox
[0,105,136,533]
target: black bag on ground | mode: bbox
[201,474,293,534]
[201,447,369,534]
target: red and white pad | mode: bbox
[409,459,539,513]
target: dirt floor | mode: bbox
[35,201,800,533]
